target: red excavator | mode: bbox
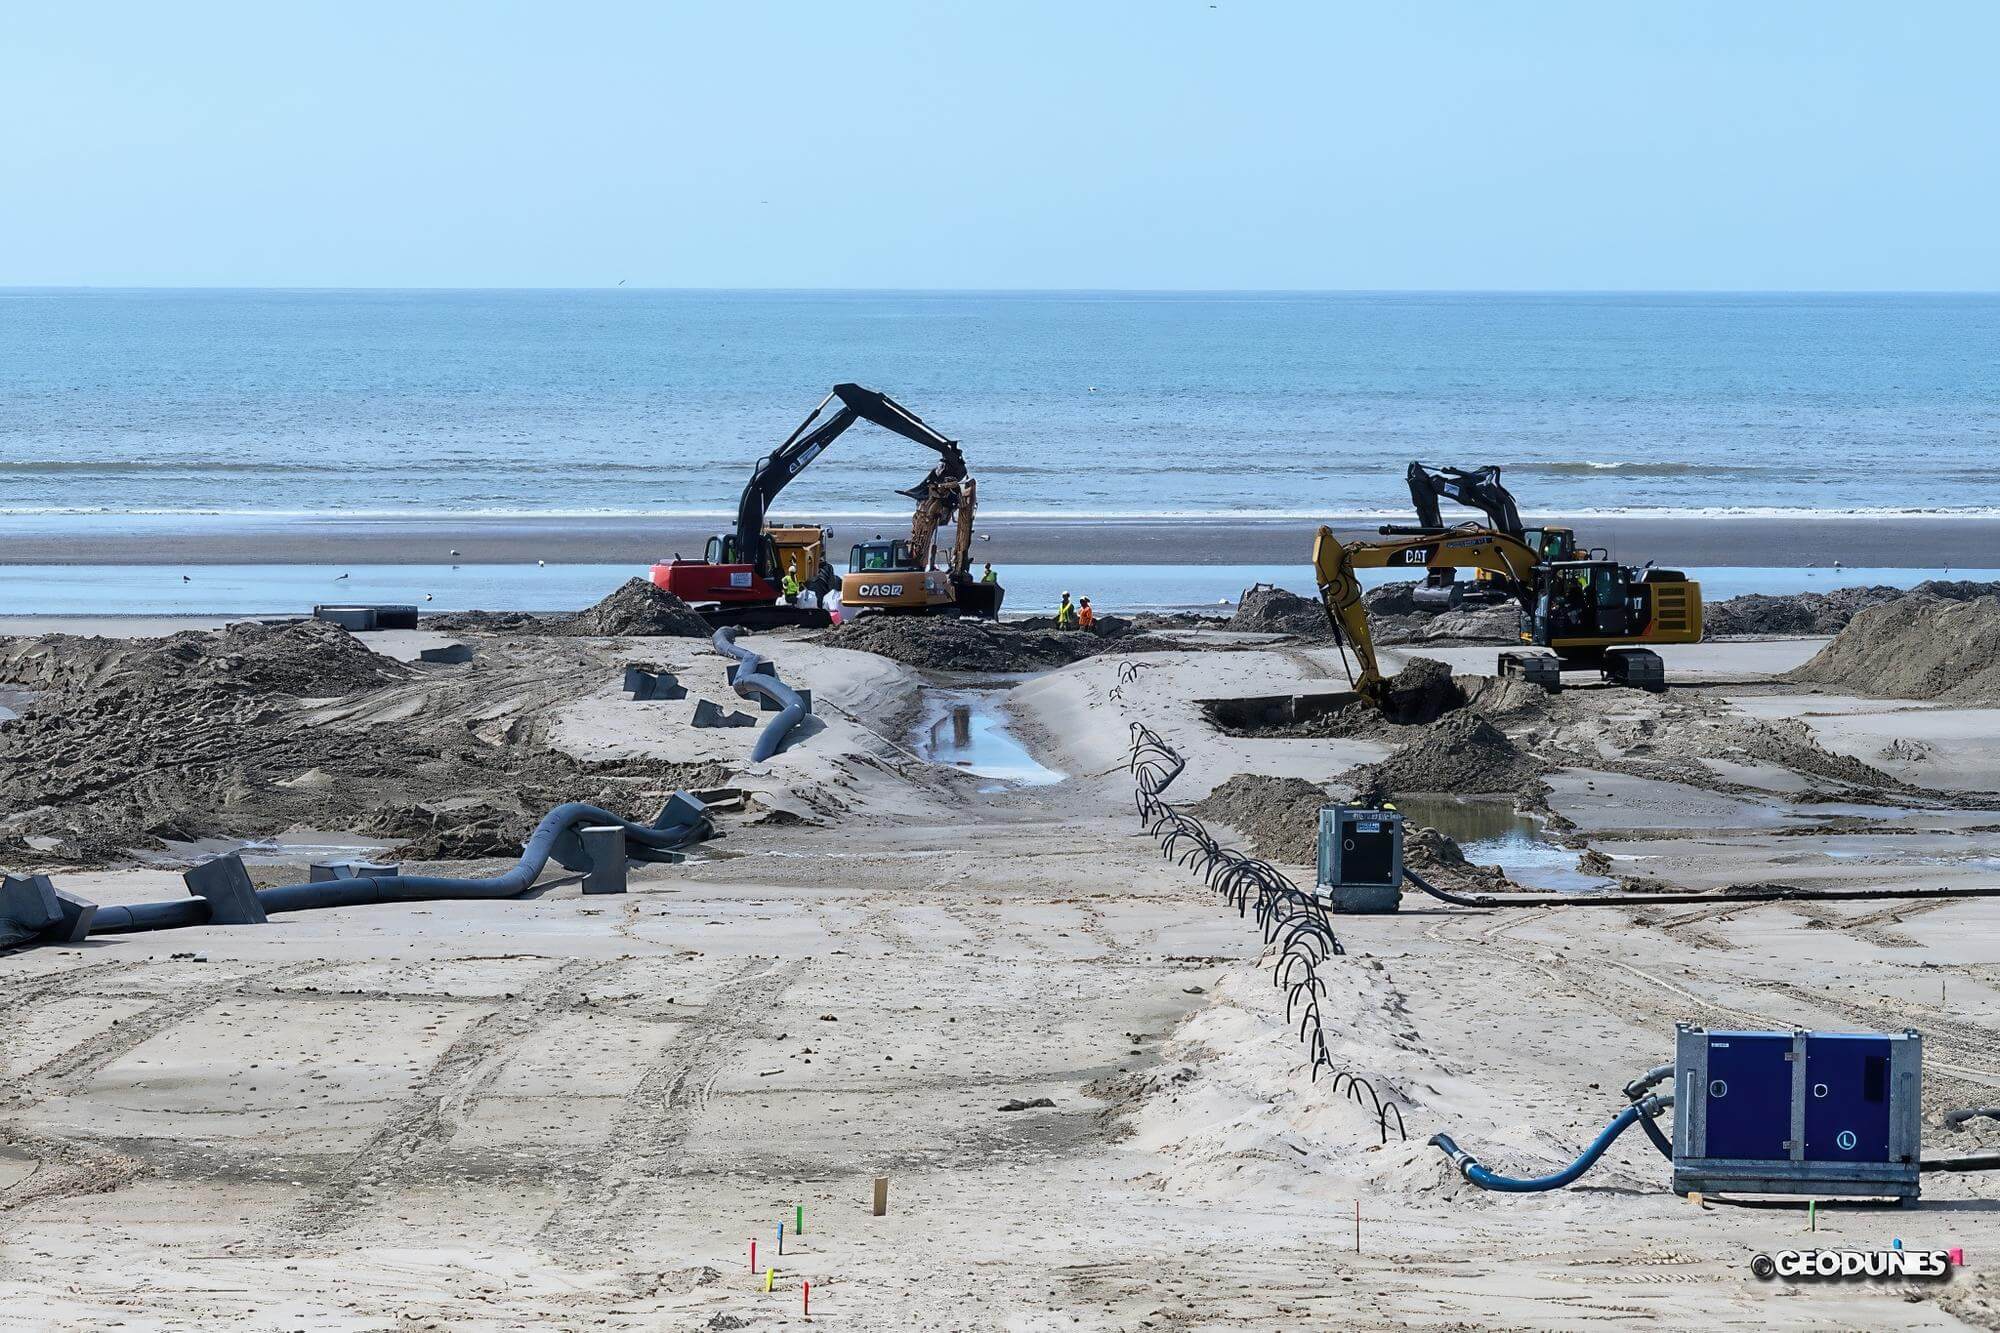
[652,384,964,629]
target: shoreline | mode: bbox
[4,512,1997,568]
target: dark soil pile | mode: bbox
[1403,824,1512,893]
[1229,584,1329,638]
[0,622,724,866]
[1353,711,1541,798]
[561,578,712,637]
[818,616,1123,672]
[1705,580,2000,637]
[1010,614,1136,637]
[1189,774,1329,867]
[1789,592,2000,704]
[1379,656,1465,724]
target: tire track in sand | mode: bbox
[536,955,805,1253]
[285,957,610,1237]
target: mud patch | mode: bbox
[817,616,1125,672]
[1189,775,1329,867]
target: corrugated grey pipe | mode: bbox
[86,799,710,935]
[712,626,807,763]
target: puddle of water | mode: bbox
[911,690,1064,788]
[148,833,397,867]
[0,687,32,724]
[1391,795,1614,893]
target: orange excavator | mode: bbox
[651,384,970,629]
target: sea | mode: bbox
[4,289,1998,522]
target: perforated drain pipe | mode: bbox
[712,626,808,763]
[85,799,711,935]
[1403,865,2000,911]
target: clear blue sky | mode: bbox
[4,2,1994,289]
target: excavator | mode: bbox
[1394,463,1579,609]
[651,383,974,629]
[1312,522,1701,698]
[837,422,1003,619]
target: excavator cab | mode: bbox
[849,539,917,573]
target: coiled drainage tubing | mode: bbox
[86,799,710,936]
[712,626,808,763]
[1429,1096,1672,1193]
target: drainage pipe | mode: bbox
[86,800,710,935]
[1403,865,2000,911]
[713,626,808,763]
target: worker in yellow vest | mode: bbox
[1055,591,1075,629]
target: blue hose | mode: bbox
[1430,1103,1651,1192]
[712,626,808,762]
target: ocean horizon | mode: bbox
[5,288,1996,522]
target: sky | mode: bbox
[3,2,1995,290]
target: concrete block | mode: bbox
[623,667,687,701]
[656,790,709,829]
[692,699,757,729]
[373,606,420,630]
[581,826,628,895]
[52,888,98,942]
[1,873,61,935]
[184,853,268,925]
[308,860,401,882]
[418,642,473,665]
[727,660,778,687]
[313,605,377,631]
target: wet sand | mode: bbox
[6,511,1998,567]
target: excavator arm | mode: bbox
[1313,524,1543,704]
[1397,463,1525,539]
[734,383,963,577]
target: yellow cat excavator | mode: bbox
[1312,523,1702,700]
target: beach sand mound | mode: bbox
[0,617,405,698]
[0,621,725,865]
[1705,579,2000,637]
[1788,592,2000,703]
[1379,656,1464,724]
[1190,775,1329,867]
[1229,584,1328,637]
[562,579,712,637]
[1354,711,1541,798]
[819,616,1119,672]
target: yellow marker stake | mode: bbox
[764,1265,776,1293]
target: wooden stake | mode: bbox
[872,1176,889,1216]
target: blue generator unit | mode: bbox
[1671,1024,1922,1200]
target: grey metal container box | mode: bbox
[1671,1024,1922,1200]
[1317,805,1404,913]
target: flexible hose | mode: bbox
[713,627,808,763]
[1403,864,2000,910]
[1430,1099,1665,1192]
[86,799,710,936]
[1944,1106,2000,1131]
[1921,1154,2000,1173]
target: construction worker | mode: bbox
[781,560,802,606]
[1078,597,1095,632]
[980,562,998,585]
[1055,591,1075,629]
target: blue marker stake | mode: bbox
[1892,1237,1903,1251]
[779,1221,785,1256]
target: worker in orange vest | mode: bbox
[1078,597,1096,632]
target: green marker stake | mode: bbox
[796,1203,804,1236]
[1808,1200,1817,1232]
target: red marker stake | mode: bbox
[749,1239,757,1272]
[804,1279,811,1318]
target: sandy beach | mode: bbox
[7,512,1999,568]
[1,588,1996,1328]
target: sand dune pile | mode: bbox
[1190,774,1329,866]
[1789,592,2000,703]
[819,616,1123,672]
[1705,579,2000,637]
[1229,584,1329,637]
[561,578,712,637]
[0,622,720,865]
[1354,711,1541,797]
